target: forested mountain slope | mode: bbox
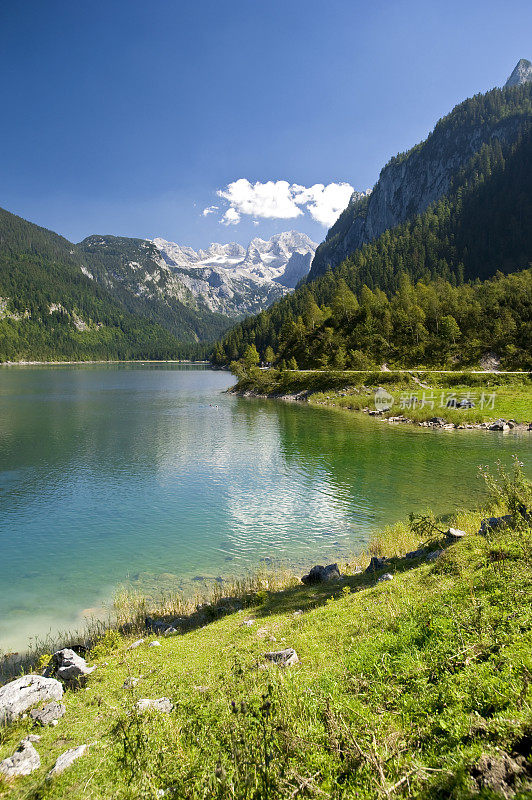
[0,207,241,360]
[214,128,532,370]
[0,209,197,360]
[309,79,532,281]
[77,235,232,342]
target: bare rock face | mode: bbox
[479,351,501,371]
[471,751,531,797]
[30,701,66,726]
[135,697,174,713]
[47,745,87,779]
[0,738,41,778]
[309,72,531,283]
[44,648,96,685]
[505,58,532,87]
[0,674,63,725]
[264,648,299,667]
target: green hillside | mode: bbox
[77,235,233,342]
[0,209,230,361]
[0,464,531,799]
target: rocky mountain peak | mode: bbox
[148,231,317,318]
[505,58,532,87]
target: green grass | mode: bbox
[235,370,532,426]
[1,501,531,798]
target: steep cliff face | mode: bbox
[505,58,532,87]
[308,69,532,282]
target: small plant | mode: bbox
[35,652,53,674]
[90,628,123,658]
[479,455,532,517]
[409,511,447,545]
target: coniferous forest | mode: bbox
[0,207,225,361]
[213,125,532,371]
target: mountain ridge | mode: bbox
[308,65,532,281]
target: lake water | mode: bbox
[0,364,530,653]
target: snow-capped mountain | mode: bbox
[76,231,317,328]
[151,231,317,316]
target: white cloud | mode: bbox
[221,207,241,225]
[202,205,219,216]
[292,182,354,226]
[214,178,354,227]
[217,179,302,220]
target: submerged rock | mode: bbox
[44,649,95,685]
[301,563,341,584]
[47,745,87,779]
[0,674,63,725]
[30,701,66,726]
[264,648,299,667]
[135,697,174,713]
[0,738,40,778]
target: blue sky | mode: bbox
[1,0,531,248]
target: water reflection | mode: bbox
[0,366,529,652]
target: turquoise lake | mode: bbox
[0,364,530,653]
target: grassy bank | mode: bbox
[233,369,532,427]
[1,465,531,798]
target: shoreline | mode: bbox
[0,359,211,366]
[0,499,502,673]
[231,383,532,433]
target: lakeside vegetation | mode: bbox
[230,368,532,426]
[0,462,531,798]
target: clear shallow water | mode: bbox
[0,364,530,652]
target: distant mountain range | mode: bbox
[151,231,317,315]
[3,58,530,365]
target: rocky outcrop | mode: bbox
[47,745,87,779]
[0,675,63,725]
[0,737,41,778]
[30,701,66,726]
[505,58,532,87]
[135,698,174,713]
[301,563,341,584]
[264,648,299,667]
[308,66,532,281]
[44,648,95,685]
